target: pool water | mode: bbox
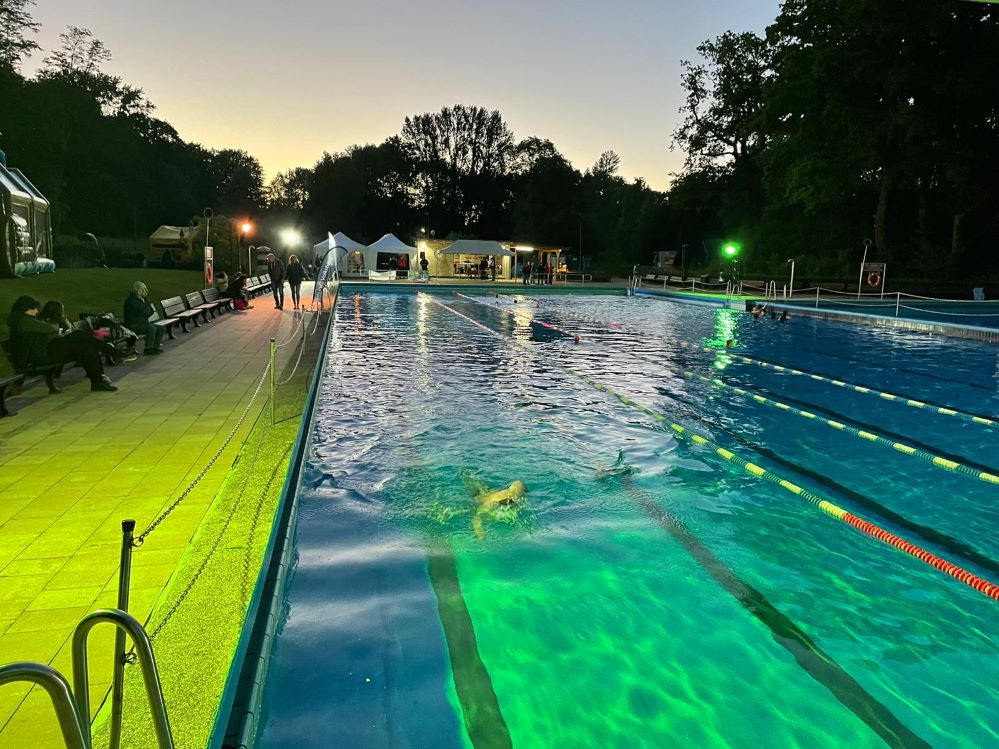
[256,292,999,749]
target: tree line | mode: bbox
[2,0,997,282]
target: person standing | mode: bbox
[489,256,496,282]
[123,281,166,355]
[523,260,531,285]
[267,253,286,309]
[419,252,429,282]
[286,255,307,310]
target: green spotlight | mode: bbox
[722,242,740,258]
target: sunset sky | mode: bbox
[27,0,779,190]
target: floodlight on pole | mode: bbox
[281,229,302,247]
[722,242,740,258]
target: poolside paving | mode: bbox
[0,292,308,747]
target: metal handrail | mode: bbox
[72,609,175,749]
[0,662,88,749]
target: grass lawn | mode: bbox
[0,269,204,375]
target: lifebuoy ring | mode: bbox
[867,271,882,288]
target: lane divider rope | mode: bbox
[498,293,996,428]
[433,292,999,602]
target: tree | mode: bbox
[673,31,771,172]
[40,26,152,116]
[0,0,39,71]
[267,167,312,211]
[400,105,516,235]
[206,149,265,216]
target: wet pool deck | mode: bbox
[0,293,304,747]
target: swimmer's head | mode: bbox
[508,480,527,497]
[574,335,580,344]
[725,339,734,348]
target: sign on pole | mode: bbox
[205,246,214,287]
[863,262,886,299]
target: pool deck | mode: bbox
[0,295,303,746]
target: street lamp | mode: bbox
[787,258,796,299]
[281,228,302,249]
[239,221,254,273]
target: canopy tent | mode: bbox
[149,225,192,244]
[368,233,417,274]
[437,239,514,257]
[323,231,368,275]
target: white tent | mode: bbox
[437,239,514,257]
[368,233,417,273]
[325,231,368,275]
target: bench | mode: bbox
[160,296,203,332]
[247,275,270,297]
[187,289,224,319]
[184,292,215,324]
[1,339,64,398]
[0,374,26,417]
[202,287,233,313]
[148,307,180,340]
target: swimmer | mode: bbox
[462,471,528,539]
[751,304,765,318]
[725,339,735,348]
[779,310,788,322]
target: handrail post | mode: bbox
[110,519,136,749]
[815,286,820,308]
[895,292,901,317]
[269,337,276,425]
[73,609,175,749]
[0,663,88,749]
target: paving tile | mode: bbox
[0,517,55,536]
[27,587,103,612]
[6,606,92,634]
[0,557,67,578]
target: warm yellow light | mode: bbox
[515,245,535,253]
[418,241,428,250]
[241,222,253,235]
[281,229,302,246]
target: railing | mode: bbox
[776,287,999,322]
[0,609,173,749]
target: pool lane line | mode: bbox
[497,294,997,426]
[621,476,932,749]
[427,547,514,749]
[640,353,999,487]
[548,431,934,749]
[427,293,999,603]
[477,292,999,584]
[468,293,999,485]
[653,386,999,580]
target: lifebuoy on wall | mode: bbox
[866,271,882,288]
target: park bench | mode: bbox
[148,307,180,340]
[187,290,223,319]
[184,292,215,324]
[247,275,270,297]
[0,374,26,417]
[160,296,203,332]
[201,287,233,313]
[1,339,64,399]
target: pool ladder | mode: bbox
[0,608,175,749]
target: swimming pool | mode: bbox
[252,290,998,748]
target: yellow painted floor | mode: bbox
[0,290,307,747]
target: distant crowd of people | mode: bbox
[521,260,555,285]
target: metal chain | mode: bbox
[133,361,271,546]
[149,438,290,640]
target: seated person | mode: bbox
[8,295,117,391]
[224,273,252,309]
[123,282,166,355]
[42,300,137,363]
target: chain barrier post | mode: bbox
[815,286,820,308]
[269,337,276,425]
[110,518,136,749]
[896,292,901,317]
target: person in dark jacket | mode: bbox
[8,296,117,391]
[267,253,286,309]
[123,282,165,354]
[224,273,252,309]
[286,255,307,310]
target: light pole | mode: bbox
[203,207,213,250]
[787,258,796,299]
[239,222,253,273]
[857,238,872,299]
